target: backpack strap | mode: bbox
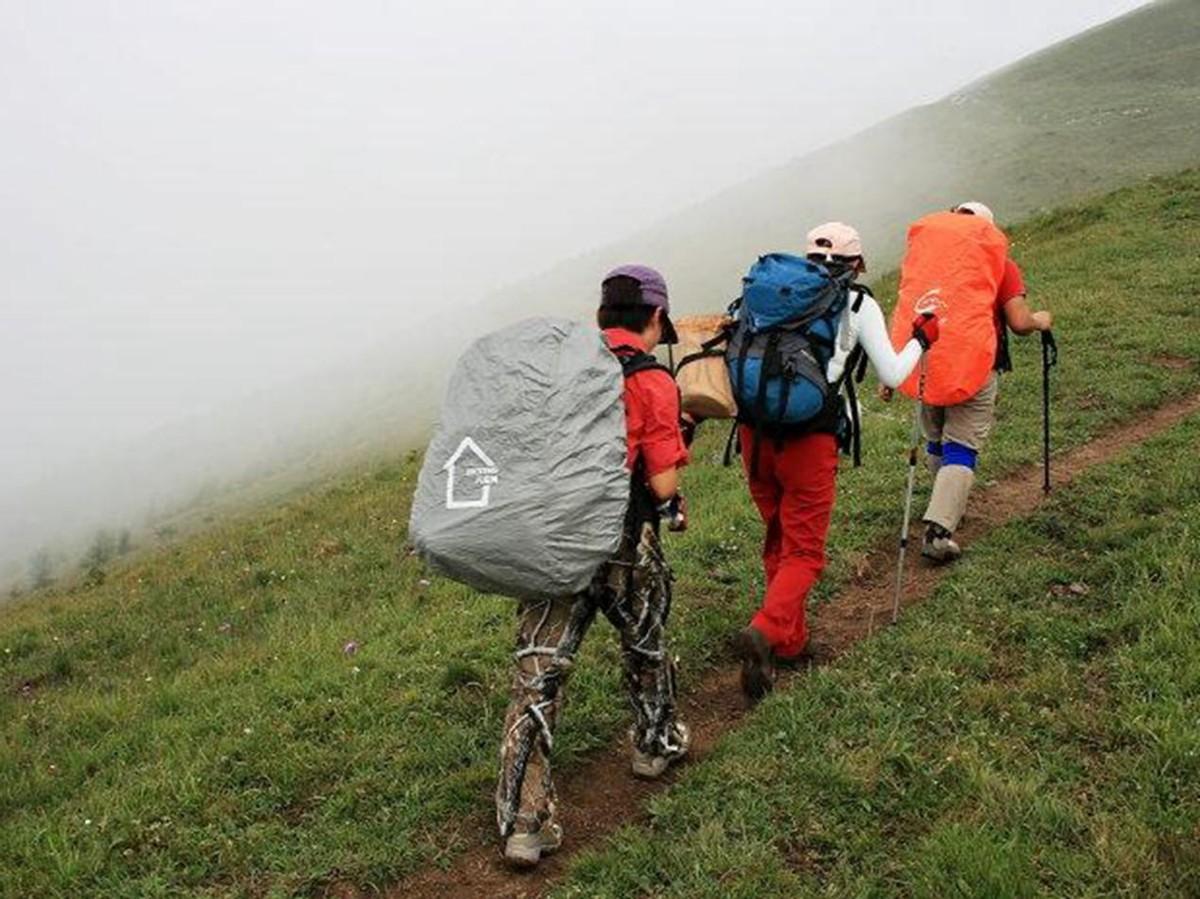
[832,290,870,468]
[853,346,870,383]
[607,343,673,529]
[776,351,794,423]
[843,347,864,468]
[746,331,785,478]
[721,419,741,468]
[749,424,763,479]
[609,344,672,379]
[804,331,836,352]
[673,329,731,375]
[755,332,781,423]
[995,324,1013,373]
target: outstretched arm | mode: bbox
[1003,295,1053,335]
[857,296,924,388]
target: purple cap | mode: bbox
[601,264,677,344]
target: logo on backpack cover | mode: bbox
[442,437,499,510]
[914,288,945,318]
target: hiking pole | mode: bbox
[1041,330,1058,494]
[892,359,927,625]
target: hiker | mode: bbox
[731,223,940,702]
[493,265,692,866]
[883,201,1054,562]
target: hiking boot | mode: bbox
[921,523,962,564]
[503,821,563,868]
[734,626,775,704]
[631,722,691,779]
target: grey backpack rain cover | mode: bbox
[408,317,632,601]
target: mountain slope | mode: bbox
[2,169,1198,897]
[6,0,1196,594]
[495,0,1200,315]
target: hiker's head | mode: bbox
[952,201,995,223]
[805,222,865,275]
[598,265,678,345]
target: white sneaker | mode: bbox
[631,722,691,779]
[503,821,563,868]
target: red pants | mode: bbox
[740,427,838,658]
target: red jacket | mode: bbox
[602,328,689,477]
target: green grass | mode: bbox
[552,386,1200,899]
[1,171,1199,897]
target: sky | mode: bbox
[0,0,1148,541]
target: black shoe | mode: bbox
[774,644,815,670]
[734,626,774,704]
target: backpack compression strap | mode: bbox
[673,328,732,375]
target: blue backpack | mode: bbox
[726,254,854,422]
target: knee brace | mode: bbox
[925,441,944,476]
[942,441,978,470]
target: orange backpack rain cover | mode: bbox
[889,211,1009,406]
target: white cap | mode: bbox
[953,201,995,223]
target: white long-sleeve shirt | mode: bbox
[826,288,922,388]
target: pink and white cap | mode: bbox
[805,221,864,259]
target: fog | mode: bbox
[0,0,1149,588]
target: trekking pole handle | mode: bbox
[1041,330,1058,366]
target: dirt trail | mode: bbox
[376,393,1200,899]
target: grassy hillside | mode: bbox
[1,171,1198,896]
[556,404,1200,897]
[493,0,1200,318]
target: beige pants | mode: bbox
[921,373,999,533]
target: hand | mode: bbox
[670,494,688,532]
[878,385,894,403]
[680,414,698,448]
[659,494,688,532]
[1032,310,1053,331]
[911,312,940,350]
